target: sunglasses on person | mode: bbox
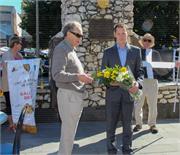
[70,31,83,38]
[143,39,152,43]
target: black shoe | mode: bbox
[150,125,158,134]
[107,141,119,154]
[107,148,118,155]
[133,124,142,132]
[122,152,133,155]
[122,146,133,155]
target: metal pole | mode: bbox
[173,48,180,112]
[173,67,179,112]
[36,0,39,56]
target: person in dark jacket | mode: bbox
[134,33,160,134]
[101,23,144,155]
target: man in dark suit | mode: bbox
[101,23,144,155]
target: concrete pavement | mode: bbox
[1,119,180,155]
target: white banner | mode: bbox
[7,59,40,126]
[0,55,2,89]
[142,61,175,79]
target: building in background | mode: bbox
[0,6,22,46]
[0,5,32,47]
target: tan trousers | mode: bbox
[134,79,158,127]
[57,88,83,155]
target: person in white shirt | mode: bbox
[133,33,160,134]
[1,36,23,132]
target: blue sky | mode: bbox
[0,0,22,13]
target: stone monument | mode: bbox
[61,0,134,109]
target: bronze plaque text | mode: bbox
[89,19,114,40]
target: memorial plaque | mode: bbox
[89,19,114,40]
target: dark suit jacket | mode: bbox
[141,48,162,78]
[141,48,161,62]
[101,43,144,88]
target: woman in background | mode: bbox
[1,35,23,132]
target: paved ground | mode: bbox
[1,119,180,155]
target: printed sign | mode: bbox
[7,59,40,125]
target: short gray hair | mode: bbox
[62,21,82,37]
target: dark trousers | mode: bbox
[4,91,12,115]
[106,87,134,151]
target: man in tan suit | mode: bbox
[134,33,160,134]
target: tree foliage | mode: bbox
[21,0,61,49]
[21,1,179,49]
[133,1,179,48]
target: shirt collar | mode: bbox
[63,39,74,51]
[116,43,128,50]
[145,48,152,52]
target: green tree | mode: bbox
[21,0,62,49]
[133,1,179,48]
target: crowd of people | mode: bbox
[50,21,180,155]
[1,21,180,155]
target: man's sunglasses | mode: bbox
[70,31,83,38]
[143,39,152,43]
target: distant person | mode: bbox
[48,31,64,109]
[134,33,160,134]
[171,35,179,48]
[1,36,23,132]
[176,61,180,68]
[51,21,93,155]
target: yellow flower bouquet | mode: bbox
[93,65,141,101]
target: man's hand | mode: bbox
[77,73,93,84]
[129,81,139,94]
[0,89,3,96]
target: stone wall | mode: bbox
[158,83,180,104]
[155,83,180,120]
[1,82,179,121]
